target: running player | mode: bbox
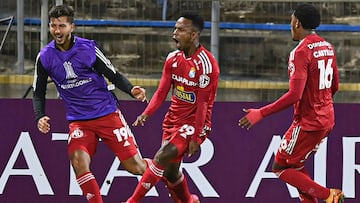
[239,4,344,203]
[123,12,220,203]
[32,5,148,203]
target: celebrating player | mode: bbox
[239,4,344,203]
[123,12,220,203]
[33,5,148,203]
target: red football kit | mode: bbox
[143,45,219,161]
[260,34,339,167]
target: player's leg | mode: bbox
[299,192,318,203]
[273,162,333,201]
[164,169,200,203]
[296,168,345,203]
[272,125,343,202]
[296,168,318,203]
[68,122,103,203]
[121,153,147,175]
[162,177,182,203]
[162,134,200,203]
[162,163,183,203]
[124,142,179,203]
[99,110,147,175]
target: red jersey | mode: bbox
[260,34,339,131]
[289,34,339,130]
[143,45,220,143]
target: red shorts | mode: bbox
[162,123,208,163]
[68,110,139,160]
[275,123,332,168]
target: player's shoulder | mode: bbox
[40,40,55,53]
[195,46,219,74]
[166,50,181,60]
[75,36,97,49]
[195,46,217,63]
[38,41,58,62]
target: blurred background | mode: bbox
[0,0,359,102]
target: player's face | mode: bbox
[290,14,300,41]
[172,17,197,52]
[49,16,74,51]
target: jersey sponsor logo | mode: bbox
[172,74,197,86]
[174,86,196,103]
[307,40,332,49]
[61,60,92,90]
[189,67,196,78]
[199,74,210,88]
[60,78,92,89]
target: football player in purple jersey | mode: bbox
[33,5,148,203]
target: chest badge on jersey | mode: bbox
[189,67,196,78]
[64,61,78,80]
[199,74,210,88]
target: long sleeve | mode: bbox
[260,78,306,117]
[93,46,134,96]
[32,55,49,121]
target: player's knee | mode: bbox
[127,161,147,175]
[272,161,288,177]
[163,171,182,183]
[70,151,91,175]
[128,166,145,175]
[272,168,283,177]
[154,150,177,166]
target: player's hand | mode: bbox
[238,108,263,130]
[37,116,51,134]
[188,140,200,157]
[131,86,148,102]
[132,114,148,126]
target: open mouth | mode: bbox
[55,35,63,42]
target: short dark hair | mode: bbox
[49,5,74,23]
[293,4,320,29]
[179,12,204,33]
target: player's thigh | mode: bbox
[68,121,99,157]
[96,111,139,161]
[154,140,180,165]
[162,126,191,163]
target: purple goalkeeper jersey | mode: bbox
[37,37,117,121]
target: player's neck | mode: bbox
[184,42,200,58]
[299,29,316,40]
